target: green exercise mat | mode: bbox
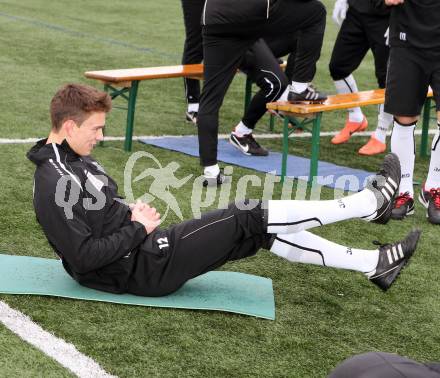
[0,254,275,320]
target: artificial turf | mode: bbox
[0,0,440,376]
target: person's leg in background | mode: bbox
[385,47,429,221]
[419,59,440,224]
[181,0,205,124]
[329,7,369,145]
[230,38,288,156]
[265,0,328,103]
[358,13,393,156]
[198,29,258,185]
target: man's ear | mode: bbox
[63,120,77,137]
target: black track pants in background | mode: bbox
[198,0,326,166]
[181,0,204,104]
[329,7,389,88]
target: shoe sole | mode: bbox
[288,99,326,104]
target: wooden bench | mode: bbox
[85,63,285,151]
[267,89,435,184]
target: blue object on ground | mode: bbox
[0,254,275,320]
[139,136,374,191]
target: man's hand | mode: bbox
[332,0,348,26]
[384,0,404,5]
[130,201,161,234]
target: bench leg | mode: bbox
[269,113,275,132]
[100,84,110,147]
[281,116,290,184]
[309,113,322,187]
[125,80,139,152]
[420,97,432,158]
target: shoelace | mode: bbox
[430,188,440,208]
[394,192,412,208]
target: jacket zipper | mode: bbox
[267,0,270,18]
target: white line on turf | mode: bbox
[0,301,116,378]
[0,129,436,145]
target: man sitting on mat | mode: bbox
[27,84,420,296]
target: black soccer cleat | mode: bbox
[202,168,231,187]
[419,185,440,224]
[367,229,421,291]
[287,84,327,104]
[390,192,415,220]
[185,111,197,125]
[363,153,401,224]
[229,133,269,156]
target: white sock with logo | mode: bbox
[334,75,364,123]
[391,119,416,197]
[373,104,393,143]
[270,231,379,274]
[291,81,308,94]
[266,190,378,234]
[425,122,440,190]
[187,103,199,113]
[204,164,220,178]
[233,121,253,137]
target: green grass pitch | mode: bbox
[0,0,440,376]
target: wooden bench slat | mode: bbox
[267,89,433,114]
[84,64,205,83]
[85,62,286,84]
[267,89,386,114]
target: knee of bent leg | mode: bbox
[257,71,288,101]
[329,61,350,82]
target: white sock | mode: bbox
[334,75,364,123]
[270,231,379,274]
[266,189,378,234]
[187,103,199,113]
[425,123,440,190]
[391,119,416,197]
[278,87,289,102]
[233,121,253,136]
[204,164,220,178]
[373,104,393,144]
[291,81,308,93]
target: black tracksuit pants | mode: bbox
[181,0,204,104]
[180,0,297,127]
[198,0,326,166]
[127,201,273,297]
[329,7,390,89]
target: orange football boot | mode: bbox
[331,116,368,144]
[358,136,386,156]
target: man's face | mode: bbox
[67,112,106,156]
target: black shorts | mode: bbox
[127,201,272,297]
[385,47,440,117]
[329,7,389,88]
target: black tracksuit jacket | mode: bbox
[371,0,440,49]
[349,0,389,15]
[27,139,147,294]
